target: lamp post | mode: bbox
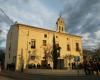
[56,47,61,69]
[54,42,61,69]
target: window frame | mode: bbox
[76,43,80,51]
[43,40,47,46]
[44,34,47,38]
[67,44,70,51]
[31,39,36,49]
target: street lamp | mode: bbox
[56,45,61,69]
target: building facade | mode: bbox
[5,16,83,71]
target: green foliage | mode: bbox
[52,35,61,69]
[0,49,5,65]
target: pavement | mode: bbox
[0,69,100,80]
[0,76,15,80]
[25,69,85,76]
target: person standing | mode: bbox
[95,62,99,75]
[83,60,88,75]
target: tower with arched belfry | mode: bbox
[56,16,65,33]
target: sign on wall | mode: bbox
[74,56,80,62]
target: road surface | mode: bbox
[0,70,100,80]
[0,76,15,80]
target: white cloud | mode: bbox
[0,0,59,48]
[0,0,100,49]
[0,0,57,29]
[82,33,90,40]
[94,30,100,40]
[80,32,99,49]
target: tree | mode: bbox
[93,43,100,61]
[52,35,61,69]
[0,49,5,68]
[95,44,100,55]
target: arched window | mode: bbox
[31,39,36,49]
[67,44,70,51]
[76,43,79,51]
[43,40,47,46]
[59,26,60,30]
[62,27,63,31]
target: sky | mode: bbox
[0,0,100,50]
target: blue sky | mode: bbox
[0,0,100,49]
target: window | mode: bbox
[59,26,61,31]
[13,56,16,62]
[67,38,69,40]
[31,39,36,49]
[44,34,47,38]
[56,36,58,38]
[9,47,11,51]
[62,27,63,31]
[67,44,70,51]
[9,53,10,59]
[76,43,79,51]
[31,56,35,60]
[9,45,11,51]
[43,40,47,46]
[61,21,62,24]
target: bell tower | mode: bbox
[56,16,65,33]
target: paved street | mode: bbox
[0,76,14,80]
[0,70,100,80]
[25,69,85,76]
[0,75,100,80]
